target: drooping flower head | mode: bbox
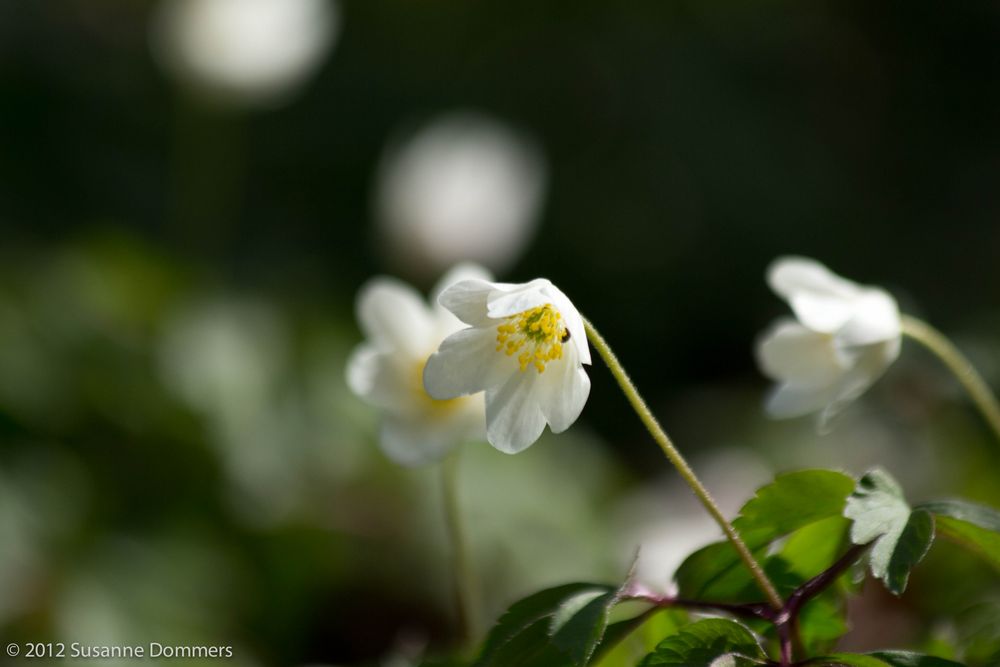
[756,256,901,423]
[423,278,591,454]
[346,265,490,466]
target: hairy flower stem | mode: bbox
[442,450,481,644]
[901,314,1000,446]
[583,318,784,611]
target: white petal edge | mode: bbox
[485,370,547,454]
[431,263,494,305]
[537,346,591,432]
[423,327,509,399]
[765,382,841,419]
[438,279,498,326]
[544,281,590,364]
[767,256,860,302]
[837,290,901,346]
[756,318,846,385]
[357,278,435,355]
[345,344,409,410]
[379,415,459,466]
[485,278,552,318]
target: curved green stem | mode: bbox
[442,449,481,643]
[901,314,1000,445]
[583,318,784,611]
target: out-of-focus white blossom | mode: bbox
[756,256,902,424]
[151,0,339,107]
[376,113,547,277]
[347,265,492,466]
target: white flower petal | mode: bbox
[438,279,498,326]
[486,279,552,318]
[544,282,590,364]
[357,278,435,355]
[379,415,459,466]
[765,382,840,419]
[538,347,591,432]
[759,256,902,423]
[787,292,857,334]
[423,328,508,399]
[431,263,494,304]
[756,319,846,385]
[767,256,860,302]
[768,257,863,333]
[485,372,547,453]
[345,344,411,410]
[838,290,901,346]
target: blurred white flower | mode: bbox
[376,113,547,277]
[423,278,590,454]
[151,0,339,107]
[756,256,901,423]
[346,265,491,466]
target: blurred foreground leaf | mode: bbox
[918,500,1000,572]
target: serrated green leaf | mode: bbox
[885,510,934,595]
[676,470,854,599]
[593,610,689,667]
[474,583,616,667]
[735,469,856,542]
[844,468,933,595]
[550,589,619,665]
[918,499,1000,571]
[638,618,767,666]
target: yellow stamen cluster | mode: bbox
[496,303,566,373]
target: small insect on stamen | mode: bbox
[561,330,571,343]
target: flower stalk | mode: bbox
[901,314,1000,446]
[583,318,785,612]
[441,450,481,643]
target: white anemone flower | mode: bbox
[346,265,491,466]
[151,0,339,107]
[423,278,591,454]
[756,256,902,423]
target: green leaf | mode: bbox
[805,655,888,667]
[844,468,934,595]
[676,470,854,599]
[868,651,966,667]
[592,610,689,667]
[806,652,964,667]
[550,589,619,665]
[886,510,935,594]
[953,601,1000,666]
[735,469,856,543]
[918,499,1000,571]
[638,618,767,666]
[474,583,617,667]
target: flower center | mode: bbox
[495,303,567,373]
